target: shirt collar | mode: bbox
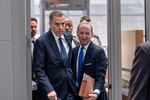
[31,34,40,40]
[51,29,65,41]
[80,41,91,50]
[31,37,35,41]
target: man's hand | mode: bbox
[88,93,98,100]
[83,93,98,100]
[47,91,57,100]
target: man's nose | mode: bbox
[59,24,63,29]
[66,25,69,29]
[32,27,36,30]
[82,33,87,38]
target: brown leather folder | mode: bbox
[78,74,95,98]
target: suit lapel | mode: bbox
[64,33,73,62]
[82,42,95,78]
[83,42,93,66]
[48,30,73,63]
[73,46,80,79]
[64,32,72,46]
[48,30,61,60]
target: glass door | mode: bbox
[120,0,145,100]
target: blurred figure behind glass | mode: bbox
[31,17,38,100]
[65,17,79,47]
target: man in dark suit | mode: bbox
[128,41,150,100]
[33,11,76,100]
[72,22,108,100]
[65,17,79,47]
[31,17,39,100]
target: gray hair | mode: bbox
[77,22,93,35]
[49,10,65,21]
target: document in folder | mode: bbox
[78,73,95,98]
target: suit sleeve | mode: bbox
[94,48,108,92]
[128,46,150,100]
[33,39,54,94]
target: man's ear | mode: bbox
[49,21,51,26]
[77,32,79,38]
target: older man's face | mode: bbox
[65,20,73,33]
[77,23,92,45]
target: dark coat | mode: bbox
[129,41,150,100]
[72,42,108,100]
[33,29,76,100]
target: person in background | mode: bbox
[128,41,150,100]
[65,17,73,33]
[31,17,39,57]
[65,17,79,47]
[72,22,108,100]
[31,17,39,100]
[33,11,76,100]
[80,16,91,23]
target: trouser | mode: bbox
[32,90,38,100]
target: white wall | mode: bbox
[0,0,13,99]
[0,0,30,100]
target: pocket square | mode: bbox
[85,63,92,66]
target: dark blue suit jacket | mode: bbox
[129,41,150,100]
[33,29,76,100]
[72,42,108,100]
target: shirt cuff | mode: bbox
[94,89,101,95]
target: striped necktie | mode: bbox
[58,37,67,61]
